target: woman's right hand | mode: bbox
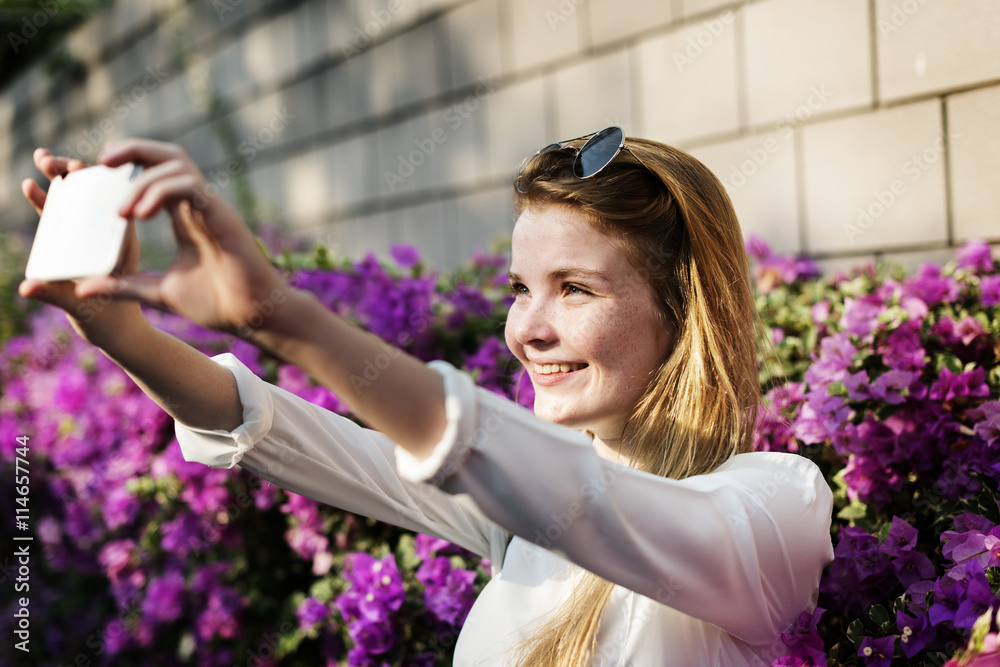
[19,148,148,348]
[22,140,292,343]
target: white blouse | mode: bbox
[175,353,834,666]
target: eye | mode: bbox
[563,283,590,296]
[508,281,529,296]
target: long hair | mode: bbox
[507,135,764,665]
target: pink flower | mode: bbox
[981,275,1000,307]
[957,239,995,274]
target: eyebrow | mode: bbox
[506,267,612,285]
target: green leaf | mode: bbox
[868,604,890,626]
[837,498,868,521]
[396,534,421,571]
[846,619,865,649]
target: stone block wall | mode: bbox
[1,0,997,271]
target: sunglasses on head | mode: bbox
[515,126,652,193]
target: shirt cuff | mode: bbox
[174,353,274,469]
[394,360,479,487]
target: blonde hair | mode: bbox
[507,135,763,665]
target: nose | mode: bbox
[506,295,558,349]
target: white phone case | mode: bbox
[24,163,142,281]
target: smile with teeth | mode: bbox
[534,362,588,375]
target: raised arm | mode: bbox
[20,141,448,463]
[19,148,244,433]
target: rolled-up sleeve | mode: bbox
[402,360,835,646]
[174,353,511,572]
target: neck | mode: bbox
[590,432,633,466]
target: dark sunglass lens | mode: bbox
[575,127,624,178]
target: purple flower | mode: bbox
[778,607,826,666]
[880,322,926,371]
[804,332,856,387]
[509,366,535,410]
[892,550,937,588]
[821,526,894,614]
[143,570,185,624]
[858,636,894,667]
[904,263,959,306]
[982,275,1000,306]
[297,597,331,629]
[956,316,988,346]
[844,370,874,401]
[463,337,513,396]
[161,513,209,557]
[793,391,851,445]
[102,618,131,656]
[196,585,243,641]
[746,234,772,261]
[842,295,884,338]
[929,367,990,404]
[414,533,475,560]
[971,401,1000,448]
[771,658,810,667]
[812,300,831,325]
[870,370,917,405]
[941,523,1000,570]
[416,556,478,626]
[881,516,919,558]
[929,563,998,630]
[444,284,496,329]
[103,486,140,530]
[896,609,935,657]
[389,244,421,268]
[99,539,136,584]
[957,239,995,274]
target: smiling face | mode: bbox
[504,204,673,442]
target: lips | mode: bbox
[533,362,588,375]
[529,361,589,386]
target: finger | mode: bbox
[132,173,204,221]
[118,159,189,218]
[173,199,217,250]
[18,279,79,311]
[114,220,141,276]
[98,139,186,169]
[75,273,166,307]
[33,149,75,181]
[21,178,45,215]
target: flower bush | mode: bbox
[753,236,1000,665]
[0,232,997,666]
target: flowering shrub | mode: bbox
[752,236,1000,665]
[0,233,997,666]
[0,243,520,666]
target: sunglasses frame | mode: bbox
[515,126,644,193]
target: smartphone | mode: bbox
[24,162,142,281]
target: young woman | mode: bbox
[20,128,833,665]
